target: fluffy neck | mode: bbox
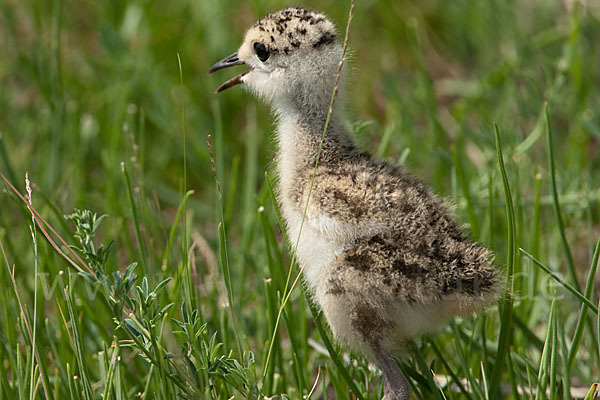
[273,96,357,205]
[266,47,357,197]
[274,98,354,164]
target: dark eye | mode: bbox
[253,43,269,62]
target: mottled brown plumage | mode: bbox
[209,8,499,400]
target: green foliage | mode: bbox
[65,209,115,274]
[1,0,600,399]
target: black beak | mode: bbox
[208,52,244,73]
[208,52,248,93]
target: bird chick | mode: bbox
[209,8,499,400]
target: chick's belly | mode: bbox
[314,261,452,356]
[291,224,343,292]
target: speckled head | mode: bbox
[209,8,341,111]
[248,8,337,56]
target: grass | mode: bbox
[1,0,600,398]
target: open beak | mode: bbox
[208,52,249,94]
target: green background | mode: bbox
[1,0,599,398]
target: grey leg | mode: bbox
[375,350,411,400]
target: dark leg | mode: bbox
[375,350,411,400]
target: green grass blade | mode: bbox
[412,344,443,400]
[307,299,365,400]
[261,278,279,395]
[549,305,558,399]
[535,300,556,400]
[513,315,544,350]
[16,343,26,400]
[481,360,490,400]
[584,383,599,400]
[520,248,598,313]
[488,169,495,247]
[176,52,192,315]
[430,340,473,399]
[217,222,242,355]
[207,130,243,356]
[102,337,120,400]
[265,171,289,244]
[526,172,543,319]
[161,190,194,269]
[557,313,570,399]
[506,351,520,399]
[489,123,516,400]
[449,324,485,398]
[451,145,479,238]
[375,121,396,158]
[63,272,94,400]
[567,235,600,371]
[545,103,579,291]
[121,161,149,275]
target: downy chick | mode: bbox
[209,8,499,399]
